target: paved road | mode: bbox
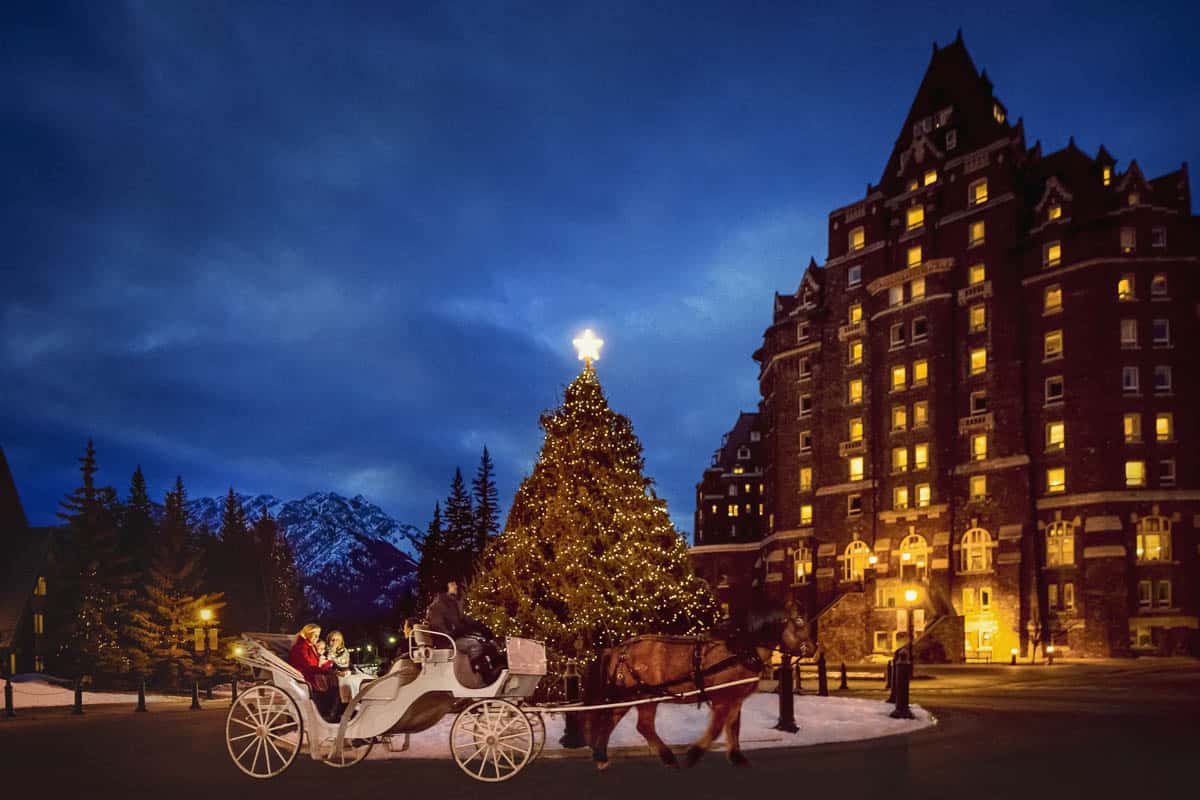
[2,662,1197,800]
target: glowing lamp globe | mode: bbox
[904,589,918,604]
[199,608,213,622]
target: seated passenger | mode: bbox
[288,623,340,722]
[425,581,502,684]
[326,631,351,673]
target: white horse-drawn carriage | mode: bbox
[226,628,548,782]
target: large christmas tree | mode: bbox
[468,343,718,659]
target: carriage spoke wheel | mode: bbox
[525,710,546,760]
[225,685,303,779]
[450,699,535,782]
[320,736,374,768]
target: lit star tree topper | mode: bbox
[572,328,604,366]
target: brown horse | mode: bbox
[580,602,814,770]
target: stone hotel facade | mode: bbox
[690,34,1199,661]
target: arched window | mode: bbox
[1136,516,1171,562]
[960,528,993,573]
[844,541,871,581]
[794,545,813,585]
[1045,521,1074,566]
[898,534,929,580]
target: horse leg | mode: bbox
[593,707,629,771]
[724,701,749,767]
[684,699,734,768]
[635,704,678,768]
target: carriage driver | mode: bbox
[426,581,502,682]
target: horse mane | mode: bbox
[716,605,786,658]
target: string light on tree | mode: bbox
[572,328,604,365]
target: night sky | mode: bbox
[3,1,1197,536]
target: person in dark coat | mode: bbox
[425,582,501,683]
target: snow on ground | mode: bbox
[6,675,193,709]
[364,692,935,761]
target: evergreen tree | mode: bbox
[472,446,500,556]
[120,466,155,575]
[210,489,267,635]
[416,502,448,608]
[468,365,719,660]
[250,505,304,633]
[443,468,475,584]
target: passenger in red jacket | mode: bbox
[288,624,339,721]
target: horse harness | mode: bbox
[607,638,763,707]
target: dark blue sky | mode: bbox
[3,1,1197,535]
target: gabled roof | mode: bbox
[0,446,28,532]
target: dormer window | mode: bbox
[1120,228,1136,254]
[993,103,1006,124]
[737,446,751,461]
[1048,203,1062,221]
[1102,166,1112,186]
[849,227,865,252]
[907,245,922,268]
[1128,192,1139,206]
[923,169,937,187]
[1043,241,1062,268]
[969,179,988,206]
[907,178,919,192]
[906,206,925,231]
[945,129,958,150]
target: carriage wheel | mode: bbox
[525,710,546,760]
[320,737,375,768]
[450,699,535,782]
[225,685,303,779]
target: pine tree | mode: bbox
[416,503,448,608]
[443,468,475,585]
[472,446,500,557]
[468,365,719,660]
[211,489,267,634]
[120,466,155,574]
[250,505,303,633]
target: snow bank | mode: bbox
[364,692,934,761]
[6,676,192,709]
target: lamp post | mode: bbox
[903,588,918,661]
[194,608,218,701]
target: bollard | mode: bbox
[1010,651,1017,666]
[73,679,84,715]
[887,658,898,704]
[839,662,848,691]
[889,658,915,719]
[558,660,586,748]
[135,680,148,713]
[817,652,829,697]
[231,677,239,706]
[774,654,798,733]
[885,659,894,690]
[4,677,14,718]
[205,678,214,700]
[190,680,201,711]
[793,661,802,693]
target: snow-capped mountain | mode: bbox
[184,491,422,619]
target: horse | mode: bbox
[580,601,814,770]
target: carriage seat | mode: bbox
[246,632,297,663]
[410,627,493,689]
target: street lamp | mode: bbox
[194,608,219,700]
[903,588,918,661]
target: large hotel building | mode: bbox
[690,35,1198,661]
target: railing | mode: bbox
[958,281,992,305]
[958,413,994,434]
[839,439,866,457]
[838,320,867,341]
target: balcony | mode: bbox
[839,439,867,457]
[838,320,867,341]
[958,281,992,306]
[958,413,995,434]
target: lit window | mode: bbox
[1117,275,1135,301]
[1136,516,1171,561]
[1122,366,1140,393]
[1120,227,1136,254]
[1043,241,1062,268]
[1044,330,1063,359]
[912,359,928,385]
[968,263,986,285]
[1045,376,1064,403]
[890,323,905,348]
[911,278,925,300]
[1102,165,1112,186]
[915,484,931,507]
[1044,285,1062,313]
[906,207,925,232]
[1125,460,1146,487]
[728,504,739,517]
[1124,413,1142,443]
[892,446,908,473]
[848,302,863,323]
[971,433,988,461]
[799,357,812,378]
[800,467,813,492]
[1045,521,1074,566]
[1160,459,1176,486]
[848,265,862,287]
[848,339,863,365]
[1128,192,1139,206]
[1152,319,1171,346]
[961,528,992,571]
[1151,228,1167,248]
[963,588,976,611]
[849,456,864,482]
[849,226,865,252]
[889,285,904,307]
[907,244,922,267]
[711,504,718,515]
[848,379,863,404]
[799,431,813,453]
[923,169,938,187]
[969,304,986,332]
[800,504,813,525]
[1064,583,1075,610]
[970,391,987,414]
[1154,365,1172,393]
[912,317,928,342]
[33,613,44,635]
[794,546,813,583]
[847,494,863,517]
[891,365,907,391]
[799,394,813,417]
[913,443,928,470]
[907,178,919,192]
[1046,467,1066,494]
[969,348,987,375]
[1046,421,1065,450]
[969,220,985,247]
[913,401,928,428]
[891,406,907,432]
[969,179,988,206]
[1048,204,1062,221]
[848,417,864,443]
[844,541,870,580]
[35,576,47,596]
[893,486,909,510]
[1155,413,1173,442]
[993,103,1005,123]
[1150,274,1168,296]
[1120,319,1138,348]
[969,475,987,502]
